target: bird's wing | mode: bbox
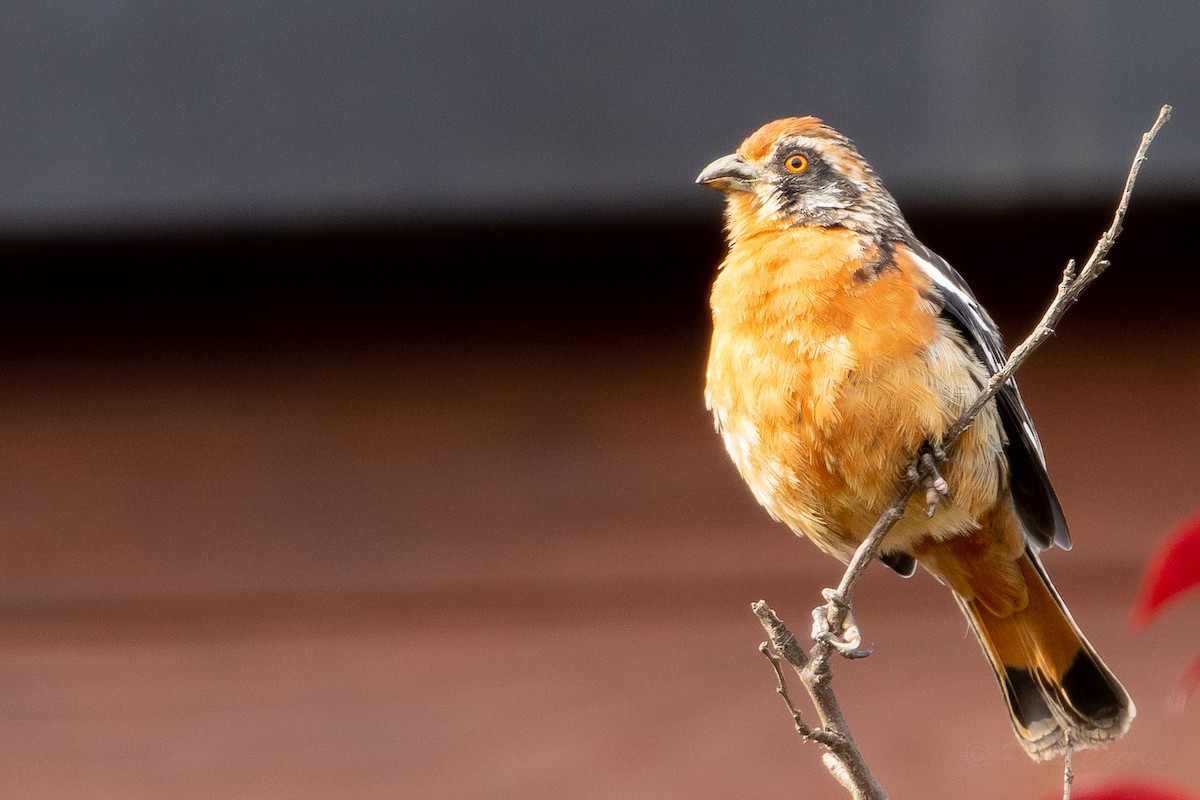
[903,240,1070,551]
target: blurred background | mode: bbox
[1,2,1198,798]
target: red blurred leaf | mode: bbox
[1067,780,1200,800]
[1132,509,1200,630]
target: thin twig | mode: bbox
[754,104,1171,800]
[759,642,827,743]
[943,104,1172,447]
[1063,736,1075,800]
[817,102,1172,640]
[835,103,1173,628]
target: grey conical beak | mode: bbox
[696,153,757,192]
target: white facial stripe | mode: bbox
[809,182,851,208]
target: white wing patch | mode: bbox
[905,249,1002,373]
[906,246,1048,464]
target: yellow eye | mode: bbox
[785,153,809,173]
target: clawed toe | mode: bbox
[811,589,872,659]
[915,444,950,518]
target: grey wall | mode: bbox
[2,1,1196,233]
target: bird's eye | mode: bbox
[784,153,809,173]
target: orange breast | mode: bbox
[706,228,1005,560]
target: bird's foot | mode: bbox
[908,443,950,518]
[812,588,872,659]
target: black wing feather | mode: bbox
[905,241,1070,551]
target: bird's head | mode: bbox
[697,117,911,244]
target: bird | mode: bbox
[697,116,1133,762]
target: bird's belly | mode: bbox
[708,328,1004,560]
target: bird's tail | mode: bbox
[954,547,1134,761]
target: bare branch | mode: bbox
[753,599,809,671]
[837,104,1173,617]
[755,602,887,800]
[1063,737,1075,800]
[753,105,1171,799]
[943,104,1172,447]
